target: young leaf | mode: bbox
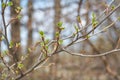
[7,1,13,6]
[16,42,20,48]
[77,15,81,23]
[92,12,96,24]
[18,63,24,69]
[55,32,59,37]
[58,39,63,44]
[0,36,5,41]
[45,45,48,50]
[39,31,44,37]
[111,5,115,10]
[86,35,90,39]
[17,6,22,10]
[2,3,6,8]
[92,12,98,34]
[57,21,63,27]
[59,26,65,30]
[40,42,44,46]
[9,41,14,48]
[28,48,32,52]
[74,24,78,31]
[45,39,49,44]
[15,6,22,13]
[17,15,22,19]
[1,50,8,57]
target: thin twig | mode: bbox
[64,3,120,48]
[63,49,120,57]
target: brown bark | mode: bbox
[49,0,61,80]
[26,0,34,70]
[27,0,33,48]
[10,0,21,62]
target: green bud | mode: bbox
[57,21,63,27]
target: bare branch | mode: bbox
[63,49,120,57]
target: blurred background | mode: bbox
[0,0,120,80]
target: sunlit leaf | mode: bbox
[17,15,22,19]
[91,12,98,34]
[77,16,81,23]
[45,45,48,50]
[2,3,6,8]
[55,32,59,37]
[86,35,90,39]
[18,63,24,69]
[59,26,65,30]
[40,42,44,46]
[1,50,8,57]
[16,42,20,48]
[45,39,49,44]
[111,5,115,10]
[7,1,13,6]
[57,21,63,27]
[0,36,5,41]
[58,39,63,44]
[15,6,22,13]
[17,6,22,10]
[28,48,32,52]
[9,41,14,48]
[39,31,44,37]
[74,24,79,31]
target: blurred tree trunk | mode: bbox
[53,0,61,34]
[10,0,21,61]
[26,0,34,68]
[50,0,61,80]
[24,0,34,79]
[27,0,33,49]
[78,1,119,79]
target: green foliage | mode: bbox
[40,42,44,46]
[17,15,22,19]
[74,24,79,32]
[2,2,6,8]
[7,1,13,6]
[16,6,22,10]
[57,21,63,27]
[55,32,60,37]
[59,26,65,30]
[28,48,32,52]
[16,42,20,48]
[9,41,14,48]
[92,12,98,27]
[45,45,48,50]
[77,16,81,23]
[91,12,98,33]
[18,63,24,69]
[57,21,65,31]
[45,39,49,44]
[1,73,7,79]
[86,35,90,39]
[39,31,45,37]
[15,6,22,14]
[2,1,13,8]
[58,39,63,44]
[1,35,5,41]
[1,50,8,57]
[111,5,115,10]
